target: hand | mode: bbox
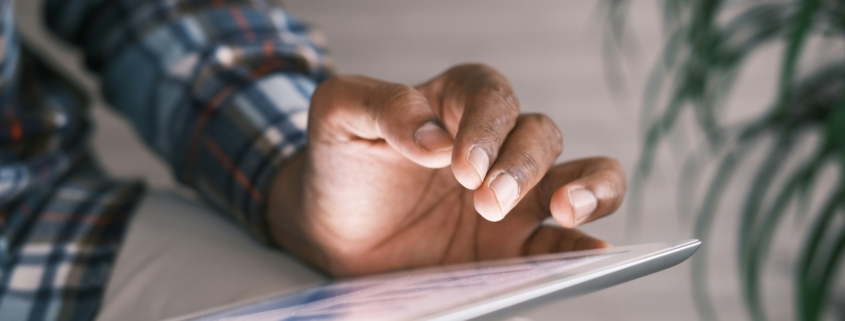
[268,64,626,276]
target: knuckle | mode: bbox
[594,157,625,183]
[595,156,623,172]
[318,74,343,89]
[511,151,541,184]
[317,75,352,95]
[476,124,502,146]
[447,63,518,116]
[590,157,626,208]
[325,74,350,84]
[310,76,347,121]
[378,83,427,109]
[448,63,497,75]
[312,75,358,110]
[522,114,556,131]
[474,82,519,115]
[523,113,549,122]
[598,181,625,212]
[521,114,563,154]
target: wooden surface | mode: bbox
[16,1,809,320]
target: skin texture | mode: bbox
[268,64,627,277]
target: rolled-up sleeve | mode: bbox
[44,0,333,242]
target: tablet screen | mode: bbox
[195,253,619,321]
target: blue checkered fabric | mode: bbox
[0,0,331,319]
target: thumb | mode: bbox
[309,75,453,168]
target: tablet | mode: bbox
[174,239,700,321]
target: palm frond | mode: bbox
[605,0,845,320]
[797,188,841,321]
[776,0,820,112]
[692,147,750,320]
[744,141,828,320]
[738,136,795,320]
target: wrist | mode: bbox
[266,150,329,270]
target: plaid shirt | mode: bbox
[0,0,331,319]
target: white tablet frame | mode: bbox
[173,239,701,321]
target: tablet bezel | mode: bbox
[174,239,700,321]
[430,239,700,320]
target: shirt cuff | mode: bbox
[189,71,315,243]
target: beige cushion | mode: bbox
[96,189,326,321]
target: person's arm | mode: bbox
[43,0,333,242]
[43,1,628,277]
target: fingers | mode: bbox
[310,75,452,168]
[417,64,521,190]
[473,114,563,222]
[522,225,610,256]
[537,157,626,228]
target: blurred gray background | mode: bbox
[16,1,806,320]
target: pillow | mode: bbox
[96,189,326,321]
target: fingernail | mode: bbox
[490,173,519,220]
[414,122,453,152]
[468,147,490,182]
[568,188,597,225]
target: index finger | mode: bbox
[417,64,520,190]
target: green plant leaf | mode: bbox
[738,136,794,321]
[808,210,845,321]
[639,32,681,134]
[608,1,845,320]
[601,0,633,101]
[797,188,841,321]
[628,92,689,233]
[776,0,820,114]
[678,150,706,225]
[743,152,826,321]
[738,135,793,252]
[693,147,748,321]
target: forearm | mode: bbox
[43,0,333,242]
